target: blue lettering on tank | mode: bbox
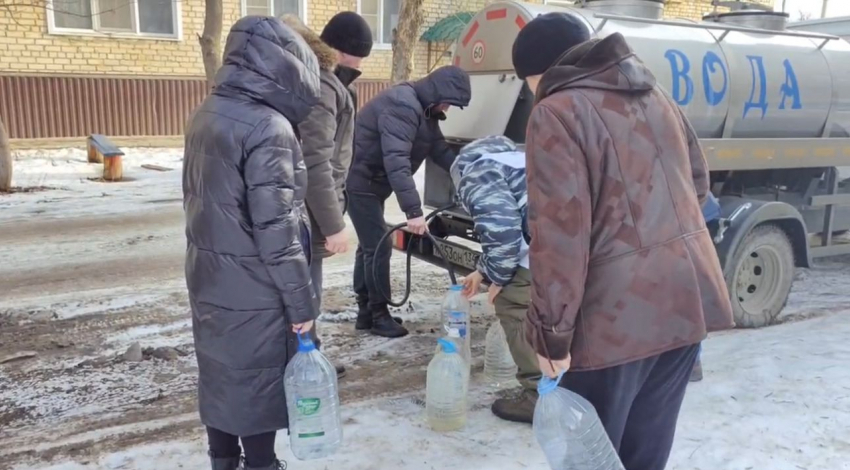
[743,55,769,119]
[701,51,728,106]
[779,59,802,110]
[664,49,694,106]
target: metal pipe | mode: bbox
[821,0,829,19]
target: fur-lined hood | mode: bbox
[281,14,337,71]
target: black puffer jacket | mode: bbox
[346,66,471,218]
[182,16,320,436]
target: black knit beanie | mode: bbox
[512,12,591,79]
[320,11,374,58]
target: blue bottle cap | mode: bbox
[450,284,463,292]
[537,370,567,395]
[297,331,316,353]
[437,338,458,354]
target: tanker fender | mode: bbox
[712,196,811,272]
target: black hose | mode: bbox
[372,203,459,307]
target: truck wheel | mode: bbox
[726,225,795,328]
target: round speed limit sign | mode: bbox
[472,41,485,64]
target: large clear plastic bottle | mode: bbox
[426,338,469,432]
[436,327,471,367]
[442,284,471,362]
[284,331,343,460]
[483,321,517,387]
[533,374,625,470]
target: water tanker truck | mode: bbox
[392,0,850,328]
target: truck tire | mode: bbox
[725,225,795,328]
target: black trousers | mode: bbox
[561,343,700,470]
[206,426,276,467]
[347,191,392,311]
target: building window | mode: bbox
[241,0,306,21]
[48,0,180,37]
[358,0,399,45]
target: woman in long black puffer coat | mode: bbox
[182,16,321,470]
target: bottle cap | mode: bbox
[449,284,463,292]
[297,330,316,353]
[437,338,458,354]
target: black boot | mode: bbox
[209,452,240,470]
[355,302,403,330]
[355,300,372,331]
[242,458,286,470]
[370,307,409,338]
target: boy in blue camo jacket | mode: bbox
[451,135,542,424]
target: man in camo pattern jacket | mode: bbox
[450,135,541,424]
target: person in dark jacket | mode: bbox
[513,14,734,470]
[183,17,320,470]
[346,65,471,338]
[281,12,371,380]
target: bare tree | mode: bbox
[199,0,223,88]
[798,9,813,20]
[0,119,11,193]
[390,0,425,83]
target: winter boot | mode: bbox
[370,307,409,338]
[209,452,240,470]
[241,458,286,470]
[355,302,403,330]
[689,358,703,383]
[355,300,373,330]
[491,389,538,424]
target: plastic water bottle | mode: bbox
[442,284,471,360]
[483,321,517,387]
[435,327,471,367]
[533,373,625,470]
[426,338,469,432]
[284,331,342,460]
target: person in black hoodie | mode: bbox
[183,17,320,470]
[346,65,471,338]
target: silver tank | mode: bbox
[450,1,850,140]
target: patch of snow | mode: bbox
[1,148,184,221]
[20,310,850,470]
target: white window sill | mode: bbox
[47,28,181,42]
[372,43,393,51]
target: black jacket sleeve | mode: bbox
[430,123,457,173]
[378,105,423,219]
[243,116,319,325]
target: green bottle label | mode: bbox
[296,397,321,416]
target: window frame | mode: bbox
[239,0,309,24]
[356,0,395,49]
[45,0,183,40]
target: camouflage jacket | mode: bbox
[450,136,529,286]
[524,33,734,371]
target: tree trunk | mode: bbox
[199,0,224,89]
[390,0,425,83]
[0,118,11,193]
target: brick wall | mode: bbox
[0,0,243,76]
[0,0,777,80]
[665,0,775,20]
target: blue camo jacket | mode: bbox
[450,135,528,286]
[450,136,721,286]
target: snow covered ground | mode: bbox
[2,148,850,470]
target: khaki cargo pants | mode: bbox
[492,267,542,391]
